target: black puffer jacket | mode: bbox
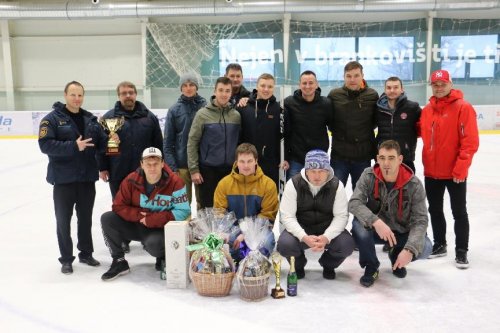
[98,101,163,182]
[376,92,421,162]
[284,88,331,164]
[328,83,379,162]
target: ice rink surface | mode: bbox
[1,136,499,333]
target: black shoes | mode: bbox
[429,243,447,258]
[323,268,336,280]
[389,248,407,278]
[455,250,469,269]
[61,263,73,275]
[101,258,130,281]
[360,267,379,287]
[155,257,165,271]
[79,256,101,267]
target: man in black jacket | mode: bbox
[328,61,378,190]
[375,77,421,173]
[98,81,163,199]
[284,70,331,180]
[39,81,106,274]
[225,63,251,107]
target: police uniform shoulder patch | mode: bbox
[39,127,48,138]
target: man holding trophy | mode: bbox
[98,81,163,199]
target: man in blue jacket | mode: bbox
[39,81,107,274]
[164,73,206,208]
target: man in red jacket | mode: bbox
[100,147,191,281]
[419,70,479,269]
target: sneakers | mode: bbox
[360,267,379,287]
[155,257,165,271]
[388,248,407,278]
[296,267,306,279]
[428,243,447,258]
[101,258,130,281]
[79,256,101,267]
[455,250,469,269]
[382,243,390,252]
[322,267,336,280]
[61,263,73,275]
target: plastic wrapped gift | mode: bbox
[186,208,236,297]
[236,217,272,302]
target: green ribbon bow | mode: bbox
[186,233,224,264]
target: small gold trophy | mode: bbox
[99,116,125,155]
[271,252,285,299]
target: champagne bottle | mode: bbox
[287,256,298,296]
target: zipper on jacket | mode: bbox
[430,121,435,151]
[460,123,465,137]
[262,145,266,158]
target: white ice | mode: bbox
[1,136,500,333]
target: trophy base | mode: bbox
[106,147,120,156]
[271,288,285,299]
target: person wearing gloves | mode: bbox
[214,143,279,262]
[100,147,190,281]
[349,140,432,288]
[163,72,206,207]
[277,149,355,280]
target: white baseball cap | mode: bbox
[142,147,162,159]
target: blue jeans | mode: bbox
[331,159,371,190]
[351,218,432,270]
[286,160,304,181]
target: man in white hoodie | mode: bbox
[277,150,355,280]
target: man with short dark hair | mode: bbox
[419,69,479,269]
[39,81,107,274]
[376,76,421,173]
[328,61,378,190]
[214,143,279,261]
[100,147,190,281]
[283,70,331,179]
[277,149,355,280]
[187,77,241,208]
[225,63,251,107]
[349,140,432,287]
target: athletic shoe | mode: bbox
[101,258,130,281]
[455,250,469,269]
[323,268,336,280]
[428,243,447,258]
[79,256,100,267]
[360,267,379,287]
[61,263,73,275]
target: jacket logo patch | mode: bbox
[40,120,49,126]
[39,127,48,138]
[59,121,67,125]
[400,113,407,120]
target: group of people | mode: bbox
[39,60,479,288]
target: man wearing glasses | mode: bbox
[98,81,163,253]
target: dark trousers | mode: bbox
[351,218,432,270]
[331,159,371,191]
[403,160,416,174]
[101,211,164,260]
[277,229,355,270]
[53,182,96,264]
[109,180,122,200]
[259,160,280,193]
[425,177,470,251]
[198,165,231,208]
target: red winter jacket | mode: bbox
[419,89,479,180]
[112,164,190,228]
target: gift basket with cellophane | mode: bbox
[236,217,272,301]
[187,208,236,297]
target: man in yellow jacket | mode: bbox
[214,143,279,262]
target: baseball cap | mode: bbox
[430,70,452,84]
[142,147,162,159]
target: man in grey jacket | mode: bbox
[349,140,432,287]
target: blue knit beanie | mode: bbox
[304,150,331,171]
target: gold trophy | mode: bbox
[271,252,285,299]
[99,116,125,155]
